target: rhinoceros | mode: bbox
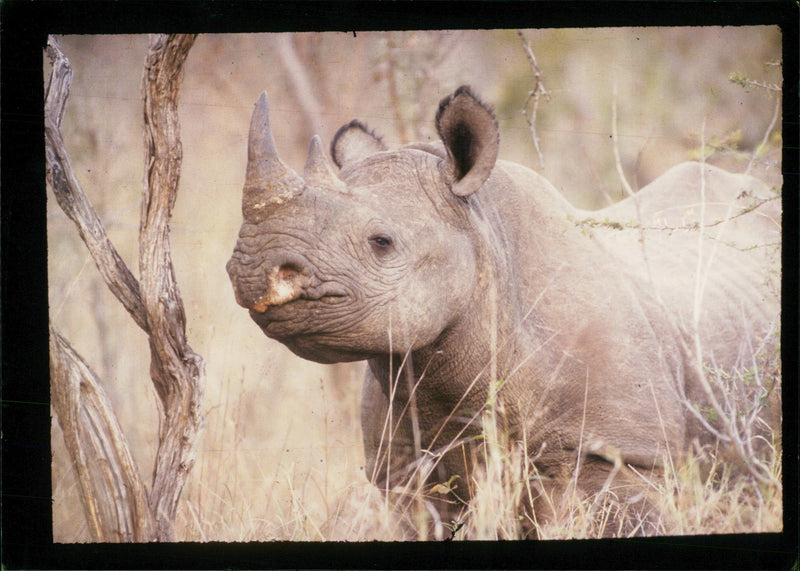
[226,86,780,538]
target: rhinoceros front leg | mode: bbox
[360,366,395,488]
[360,366,466,539]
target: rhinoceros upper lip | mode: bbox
[302,283,349,305]
[249,293,345,340]
[249,288,347,323]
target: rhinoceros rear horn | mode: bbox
[436,85,499,197]
[304,135,347,192]
[243,91,304,221]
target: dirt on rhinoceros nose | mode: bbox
[251,263,307,312]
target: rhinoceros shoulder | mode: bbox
[488,159,581,218]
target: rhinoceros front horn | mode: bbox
[242,91,304,222]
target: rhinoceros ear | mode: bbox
[330,120,388,169]
[436,86,499,197]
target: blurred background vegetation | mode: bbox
[48,28,781,541]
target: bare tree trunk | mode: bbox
[46,33,203,542]
[139,33,204,541]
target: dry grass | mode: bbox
[447,374,781,541]
[657,442,782,535]
[52,359,782,542]
[49,30,782,542]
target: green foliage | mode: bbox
[728,71,781,95]
[570,215,639,231]
[687,131,743,162]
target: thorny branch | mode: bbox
[517,30,551,169]
[687,157,777,486]
[687,122,778,487]
[574,193,780,237]
[728,72,782,93]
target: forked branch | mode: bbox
[46,34,203,542]
[45,36,148,332]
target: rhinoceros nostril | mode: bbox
[278,262,302,279]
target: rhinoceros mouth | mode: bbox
[248,293,367,363]
[248,291,348,335]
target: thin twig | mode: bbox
[745,90,782,175]
[611,81,657,290]
[517,30,550,168]
[729,73,782,93]
[611,82,636,199]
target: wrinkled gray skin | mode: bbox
[227,86,780,537]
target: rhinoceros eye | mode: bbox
[368,234,394,255]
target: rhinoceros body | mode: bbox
[226,86,780,537]
[589,163,780,385]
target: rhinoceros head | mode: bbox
[226,86,499,363]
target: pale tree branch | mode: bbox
[49,324,156,542]
[383,32,412,146]
[45,37,148,332]
[276,34,325,139]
